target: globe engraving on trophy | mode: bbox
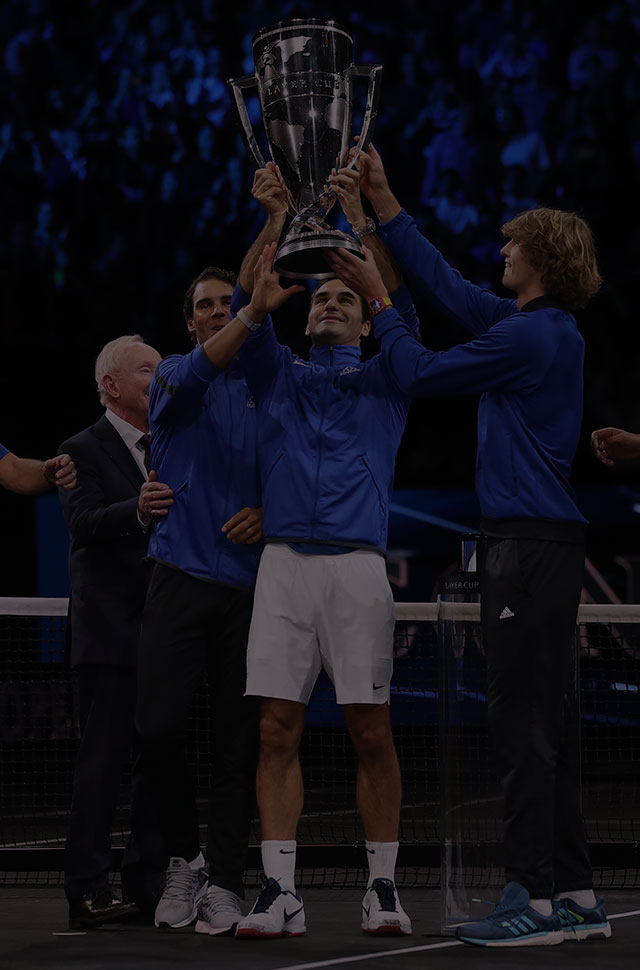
[229,19,381,279]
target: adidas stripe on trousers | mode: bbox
[480,535,593,899]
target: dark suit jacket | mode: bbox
[58,414,150,667]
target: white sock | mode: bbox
[554,889,597,909]
[261,840,297,892]
[529,897,553,916]
[365,840,399,885]
[188,851,205,870]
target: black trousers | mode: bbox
[64,665,166,906]
[480,536,593,898]
[135,562,258,897]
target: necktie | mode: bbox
[139,434,152,475]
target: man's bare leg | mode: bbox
[343,703,411,935]
[256,697,306,840]
[343,703,401,840]
[236,697,308,938]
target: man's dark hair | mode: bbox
[312,277,371,326]
[183,266,237,321]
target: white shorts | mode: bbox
[246,543,395,705]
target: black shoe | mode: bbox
[122,868,166,922]
[68,886,138,929]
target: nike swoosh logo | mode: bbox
[279,849,295,854]
[284,905,303,922]
[362,905,370,917]
[373,684,384,690]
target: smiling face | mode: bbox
[306,278,370,346]
[103,342,161,431]
[186,279,234,344]
[500,238,545,305]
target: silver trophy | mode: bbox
[229,19,381,279]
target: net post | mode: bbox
[438,534,490,934]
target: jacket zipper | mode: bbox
[310,348,332,539]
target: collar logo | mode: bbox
[246,395,256,408]
[339,365,360,375]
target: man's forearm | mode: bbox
[238,213,287,293]
[0,454,50,495]
[366,188,402,227]
[359,233,403,294]
[201,315,261,369]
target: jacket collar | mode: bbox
[309,344,362,367]
[520,295,570,313]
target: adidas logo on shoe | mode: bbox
[499,606,515,620]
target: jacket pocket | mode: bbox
[359,455,386,524]
[264,449,285,485]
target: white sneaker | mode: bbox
[195,884,243,936]
[154,856,208,928]
[235,875,306,938]
[361,878,412,936]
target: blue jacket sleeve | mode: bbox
[373,306,542,397]
[378,210,516,337]
[232,283,290,400]
[149,346,222,426]
[238,319,288,401]
[389,283,421,340]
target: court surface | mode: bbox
[1,887,639,970]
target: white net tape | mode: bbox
[5,597,640,623]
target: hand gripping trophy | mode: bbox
[229,18,381,279]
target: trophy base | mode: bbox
[274,230,364,280]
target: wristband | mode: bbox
[236,307,262,332]
[367,296,393,317]
[352,217,378,240]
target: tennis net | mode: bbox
[1,597,638,893]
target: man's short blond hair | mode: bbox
[95,334,144,406]
[502,208,602,311]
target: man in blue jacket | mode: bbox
[136,250,302,937]
[328,145,610,948]
[230,164,419,940]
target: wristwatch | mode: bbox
[352,217,377,240]
[367,296,393,317]
[236,307,262,332]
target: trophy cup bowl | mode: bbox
[229,19,381,279]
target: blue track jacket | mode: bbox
[147,345,261,587]
[376,209,586,524]
[234,285,420,553]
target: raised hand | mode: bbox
[327,245,388,301]
[351,142,401,223]
[252,161,290,216]
[328,165,367,229]
[247,243,305,321]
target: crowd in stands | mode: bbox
[1,0,638,480]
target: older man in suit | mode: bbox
[59,334,174,928]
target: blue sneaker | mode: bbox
[554,896,611,941]
[456,882,564,947]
